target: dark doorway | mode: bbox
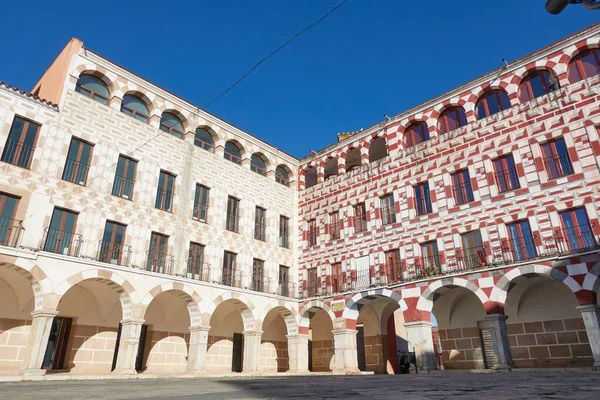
[111,323,123,371]
[135,325,148,372]
[308,339,313,372]
[356,325,366,371]
[232,333,243,372]
[41,317,72,370]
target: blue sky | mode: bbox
[0,1,597,158]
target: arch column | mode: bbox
[108,96,122,111]
[404,321,436,371]
[20,310,59,376]
[287,334,309,373]
[187,325,210,374]
[112,318,144,375]
[476,314,514,370]
[332,318,360,374]
[577,304,600,370]
[242,330,263,373]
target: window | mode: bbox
[224,141,242,165]
[62,138,93,185]
[279,215,290,248]
[541,138,573,179]
[279,265,290,296]
[405,121,430,147]
[506,220,536,262]
[193,184,210,223]
[475,89,511,119]
[226,196,240,233]
[252,259,265,292]
[307,219,317,247]
[0,193,19,247]
[305,166,317,189]
[255,206,266,241]
[276,166,290,187]
[155,171,175,212]
[112,155,137,200]
[493,154,520,193]
[307,267,318,297]
[369,137,388,163]
[1,116,40,169]
[380,194,396,225]
[75,74,109,105]
[459,230,486,270]
[559,208,595,251]
[414,182,432,216]
[438,106,468,135]
[354,203,367,232]
[187,242,206,281]
[250,154,267,176]
[329,212,340,240]
[385,249,401,283]
[194,128,214,152]
[345,148,361,172]
[331,262,342,293]
[451,169,474,205]
[420,241,440,272]
[222,251,236,286]
[99,221,126,265]
[568,48,600,83]
[146,232,169,273]
[519,70,557,102]
[44,208,79,256]
[160,112,184,138]
[120,94,149,123]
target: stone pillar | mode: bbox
[187,325,210,374]
[20,310,59,376]
[477,314,514,370]
[577,304,600,370]
[332,329,360,374]
[287,334,309,374]
[404,321,436,371]
[112,318,144,375]
[108,96,122,111]
[242,330,263,374]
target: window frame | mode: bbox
[224,142,242,165]
[568,48,600,83]
[159,112,185,138]
[519,70,554,102]
[414,182,433,216]
[120,95,150,123]
[405,121,430,148]
[222,251,237,286]
[307,219,317,247]
[187,242,206,281]
[62,137,94,186]
[44,208,79,255]
[438,106,468,135]
[193,184,210,223]
[380,194,396,225]
[194,128,215,152]
[252,258,265,292]
[155,171,176,212]
[279,215,290,248]
[254,206,267,241]
[559,208,596,251]
[226,196,240,233]
[331,262,342,293]
[354,202,367,233]
[451,169,474,205]
[111,155,137,200]
[279,265,290,296]
[385,249,401,283]
[75,74,110,104]
[506,220,537,262]
[1,115,41,169]
[475,89,511,119]
[329,211,340,240]
[541,138,573,179]
[275,166,290,187]
[0,192,20,246]
[100,220,127,265]
[493,154,520,193]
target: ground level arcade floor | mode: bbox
[1,247,599,377]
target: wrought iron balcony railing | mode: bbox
[185,259,211,282]
[42,228,83,257]
[97,240,131,266]
[145,251,175,275]
[0,218,24,248]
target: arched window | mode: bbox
[194,128,214,152]
[345,148,361,172]
[475,89,511,119]
[160,112,184,138]
[250,153,268,176]
[75,74,110,104]
[120,94,150,123]
[405,121,430,147]
[224,141,242,165]
[568,49,600,83]
[519,69,558,102]
[438,106,467,134]
[275,166,290,187]
[324,157,338,180]
[369,137,388,163]
[305,166,317,189]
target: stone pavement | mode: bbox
[1,371,599,399]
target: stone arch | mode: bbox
[345,147,361,171]
[417,277,488,313]
[583,261,600,304]
[120,89,156,116]
[276,163,294,185]
[369,136,388,163]
[257,302,299,335]
[70,63,118,94]
[160,108,189,132]
[223,139,246,163]
[342,288,407,320]
[1,260,52,311]
[141,282,203,326]
[489,264,580,307]
[562,37,600,60]
[298,300,336,329]
[205,293,256,331]
[324,156,338,180]
[54,269,139,320]
[195,125,219,144]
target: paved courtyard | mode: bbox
[1,371,600,400]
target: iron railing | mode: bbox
[550,224,597,254]
[155,189,174,212]
[0,218,24,248]
[1,140,35,169]
[185,259,211,282]
[381,206,396,225]
[42,228,83,257]
[112,175,135,200]
[494,168,520,192]
[226,213,240,233]
[277,282,297,298]
[452,181,474,205]
[145,251,175,274]
[97,240,131,266]
[193,203,209,223]
[544,152,572,179]
[62,159,90,185]
[454,246,488,272]
[499,236,538,264]
[354,216,367,233]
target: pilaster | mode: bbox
[112,318,144,375]
[577,304,600,371]
[286,334,309,374]
[477,314,514,370]
[332,329,360,374]
[404,321,436,371]
[20,310,58,376]
[242,330,263,374]
[187,325,211,374]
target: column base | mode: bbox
[20,368,47,376]
[492,364,512,371]
[111,368,137,375]
[286,369,310,375]
[332,368,361,375]
[185,370,208,377]
[593,362,600,372]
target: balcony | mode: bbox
[155,189,174,212]
[277,282,297,298]
[254,223,266,241]
[185,259,211,282]
[545,225,598,255]
[0,218,23,248]
[97,240,132,266]
[62,159,90,185]
[42,228,83,257]
[112,175,135,200]
[449,246,488,273]
[251,276,270,293]
[1,140,35,169]
[220,269,245,288]
[192,203,209,223]
[226,213,240,233]
[145,251,175,275]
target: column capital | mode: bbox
[286,334,309,340]
[331,328,357,335]
[120,318,145,326]
[577,304,600,313]
[242,330,263,337]
[485,313,509,322]
[31,310,59,319]
[189,325,211,333]
[404,321,433,328]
